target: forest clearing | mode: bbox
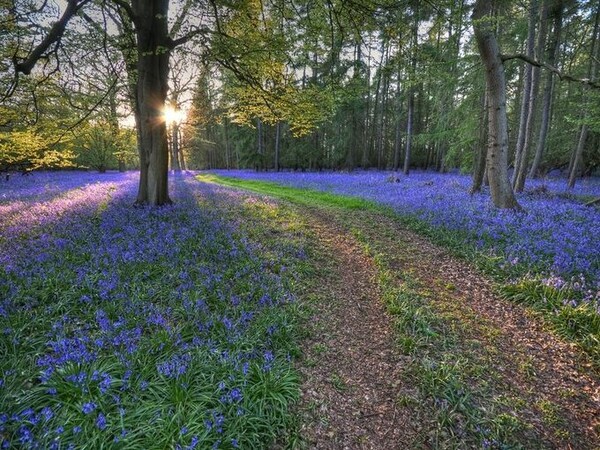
[2,0,600,448]
[0,170,598,448]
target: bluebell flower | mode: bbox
[96,413,107,430]
[82,402,97,414]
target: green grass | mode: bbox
[359,240,530,449]
[197,174,380,211]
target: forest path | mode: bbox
[292,208,422,449]
[200,176,600,449]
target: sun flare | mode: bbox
[163,106,186,124]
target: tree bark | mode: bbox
[529,1,563,178]
[513,0,537,188]
[403,90,414,175]
[178,127,187,171]
[133,0,171,205]
[403,5,419,176]
[471,92,488,194]
[568,0,599,189]
[515,0,547,192]
[170,121,181,171]
[473,0,521,209]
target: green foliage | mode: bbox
[500,279,600,365]
[0,129,75,171]
[76,123,137,172]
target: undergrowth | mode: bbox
[0,176,308,449]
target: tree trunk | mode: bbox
[377,42,390,170]
[223,116,230,169]
[513,0,538,187]
[392,50,402,170]
[178,127,187,171]
[170,121,181,171]
[529,1,563,178]
[471,92,488,194]
[133,0,171,205]
[403,91,414,175]
[568,0,599,189]
[362,43,371,168]
[274,121,281,171]
[515,0,547,192]
[393,117,402,171]
[473,0,521,209]
[403,5,418,176]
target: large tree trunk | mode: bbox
[133,0,171,205]
[473,0,521,209]
[529,1,563,178]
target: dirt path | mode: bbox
[296,214,422,449]
[294,206,600,449]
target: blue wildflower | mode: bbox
[81,402,97,414]
[96,413,107,430]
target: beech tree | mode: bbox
[7,0,207,205]
[472,0,521,209]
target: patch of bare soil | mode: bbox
[296,215,424,449]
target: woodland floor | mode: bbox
[212,181,600,449]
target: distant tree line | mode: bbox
[2,0,598,209]
[184,1,599,189]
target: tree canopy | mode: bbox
[2,0,599,208]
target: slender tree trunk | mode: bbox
[132,0,171,205]
[371,39,386,165]
[471,92,488,193]
[403,91,414,175]
[473,0,521,209]
[529,2,563,178]
[403,5,419,176]
[223,116,230,169]
[392,55,403,171]
[170,121,181,171]
[393,117,402,171]
[274,121,281,171]
[377,47,390,170]
[515,1,547,192]
[107,79,126,172]
[178,127,186,171]
[513,0,538,187]
[568,0,599,189]
[362,43,371,167]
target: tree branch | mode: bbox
[107,0,136,25]
[170,0,194,37]
[501,53,600,89]
[169,26,212,48]
[14,0,92,75]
